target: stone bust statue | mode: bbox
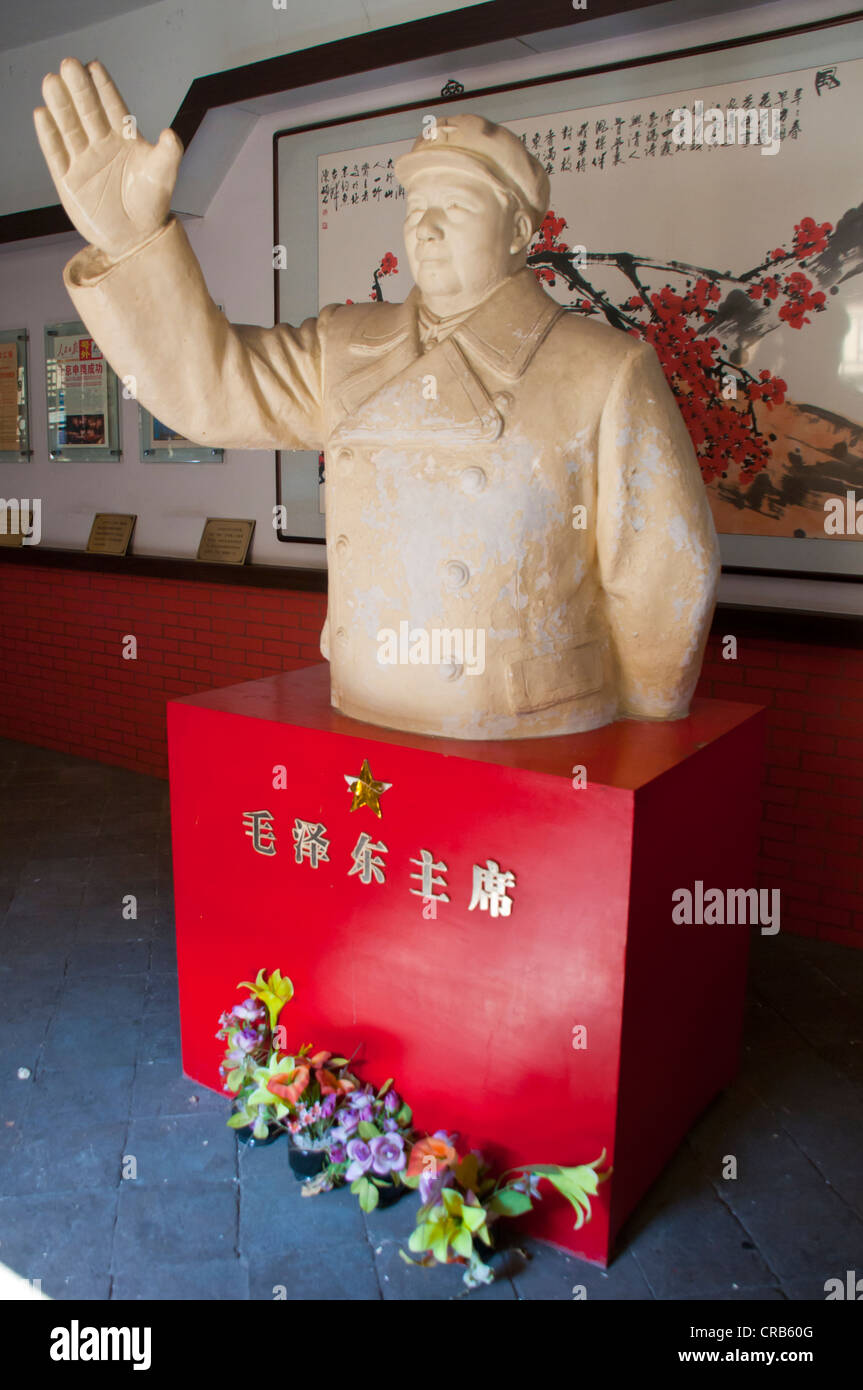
[35,59,720,741]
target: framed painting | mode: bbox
[274,12,863,586]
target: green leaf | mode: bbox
[225,1067,245,1092]
[455,1153,480,1192]
[408,1223,435,1253]
[441,1188,462,1217]
[400,1172,419,1189]
[377,1078,394,1098]
[227,1111,251,1129]
[252,1117,269,1140]
[396,1104,412,1126]
[329,1057,349,1068]
[357,1121,381,1141]
[451,1227,473,1260]
[431,1235,451,1264]
[488,1188,533,1218]
[461,1204,491,1232]
[358,1178,379,1213]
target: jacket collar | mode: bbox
[334,268,562,431]
[350,267,561,374]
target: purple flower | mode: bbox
[344,1138,374,1182]
[369,1132,406,1176]
[359,1105,375,1124]
[349,1087,375,1110]
[320,1093,337,1119]
[339,1110,359,1137]
[419,1166,453,1206]
[381,1116,399,1132]
[384,1090,401,1115]
[328,1141,347,1165]
[233,997,265,1023]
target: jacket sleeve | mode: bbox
[63,217,330,451]
[595,338,720,720]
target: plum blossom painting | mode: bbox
[315,55,863,574]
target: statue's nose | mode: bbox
[416,209,444,239]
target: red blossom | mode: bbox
[792,216,832,259]
[379,252,398,275]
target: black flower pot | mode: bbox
[233,1109,284,1148]
[374,1179,408,1208]
[289,1145,327,1179]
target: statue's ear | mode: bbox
[510,209,534,255]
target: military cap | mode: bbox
[394,113,550,233]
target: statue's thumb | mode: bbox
[150,128,184,188]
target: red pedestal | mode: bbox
[167,665,764,1265]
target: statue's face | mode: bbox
[403,165,529,314]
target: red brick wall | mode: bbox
[0,561,326,779]
[1,561,860,948]
[695,631,863,951]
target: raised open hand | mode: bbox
[34,57,182,261]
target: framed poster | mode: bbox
[44,321,120,462]
[0,328,31,462]
[138,404,223,463]
[274,13,863,584]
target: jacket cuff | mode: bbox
[64,218,176,290]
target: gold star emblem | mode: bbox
[344,758,392,818]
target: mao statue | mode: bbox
[35,59,720,740]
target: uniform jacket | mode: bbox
[65,218,720,740]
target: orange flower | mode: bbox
[267,1065,309,1104]
[316,1068,357,1097]
[407,1135,458,1178]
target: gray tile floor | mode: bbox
[1,737,861,1300]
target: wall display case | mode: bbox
[44,320,120,463]
[139,403,224,464]
[0,328,31,463]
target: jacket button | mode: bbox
[335,534,351,563]
[492,391,513,411]
[444,560,469,589]
[335,626,349,646]
[459,466,487,495]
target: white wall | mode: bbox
[0,0,483,568]
[0,0,482,218]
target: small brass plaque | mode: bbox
[197,517,255,565]
[86,513,136,555]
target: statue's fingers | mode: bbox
[60,57,110,142]
[33,106,70,181]
[149,128,183,191]
[41,70,87,156]
[88,60,129,135]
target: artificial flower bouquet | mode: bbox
[218,968,360,1147]
[400,1134,609,1289]
[218,969,611,1287]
